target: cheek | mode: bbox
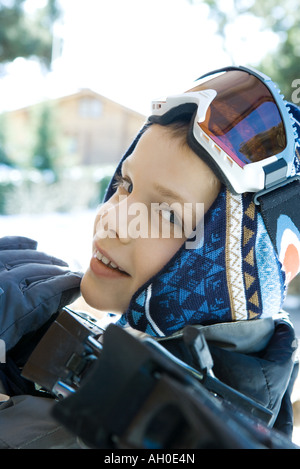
[93,208,102,235]
[134,237,184,285]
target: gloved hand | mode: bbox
[0,236,83,351]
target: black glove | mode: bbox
[0,236,82,351]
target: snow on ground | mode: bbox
[0,210,95,272]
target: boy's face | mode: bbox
[80,124,220,314]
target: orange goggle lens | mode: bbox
[188,70,286,168]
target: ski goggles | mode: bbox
[149,65,298,198]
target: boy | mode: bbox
[80,121,221,324]
[81,66,300,340]
[0,65,299,447]
[79,65,300,439]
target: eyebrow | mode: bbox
[122,159,191,208]
[152,183,186,205]
[153,183,195,224]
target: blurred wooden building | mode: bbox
[2,88,146,167]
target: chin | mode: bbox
[80,269,104,311]
[80,268,125,314]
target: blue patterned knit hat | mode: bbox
[105,103,300,338]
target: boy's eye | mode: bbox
[160,206,181,227]
[114,174,133,194]
[123,179,133,194]
[161,208,176,224]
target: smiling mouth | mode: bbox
[95,250,128,275]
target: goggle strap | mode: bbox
[255,177,300,256]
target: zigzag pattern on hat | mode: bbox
[241,195,262,319]
[225,191,247,320]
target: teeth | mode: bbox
[95,251,119,270]
[96,251,103,261]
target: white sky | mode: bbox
[0,0,279,116]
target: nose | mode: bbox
[94,195,137,244]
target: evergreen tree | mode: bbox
[31,103,60,178]
[0,115,14,166]
[0,0,61,68]
[187,0,300,101]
